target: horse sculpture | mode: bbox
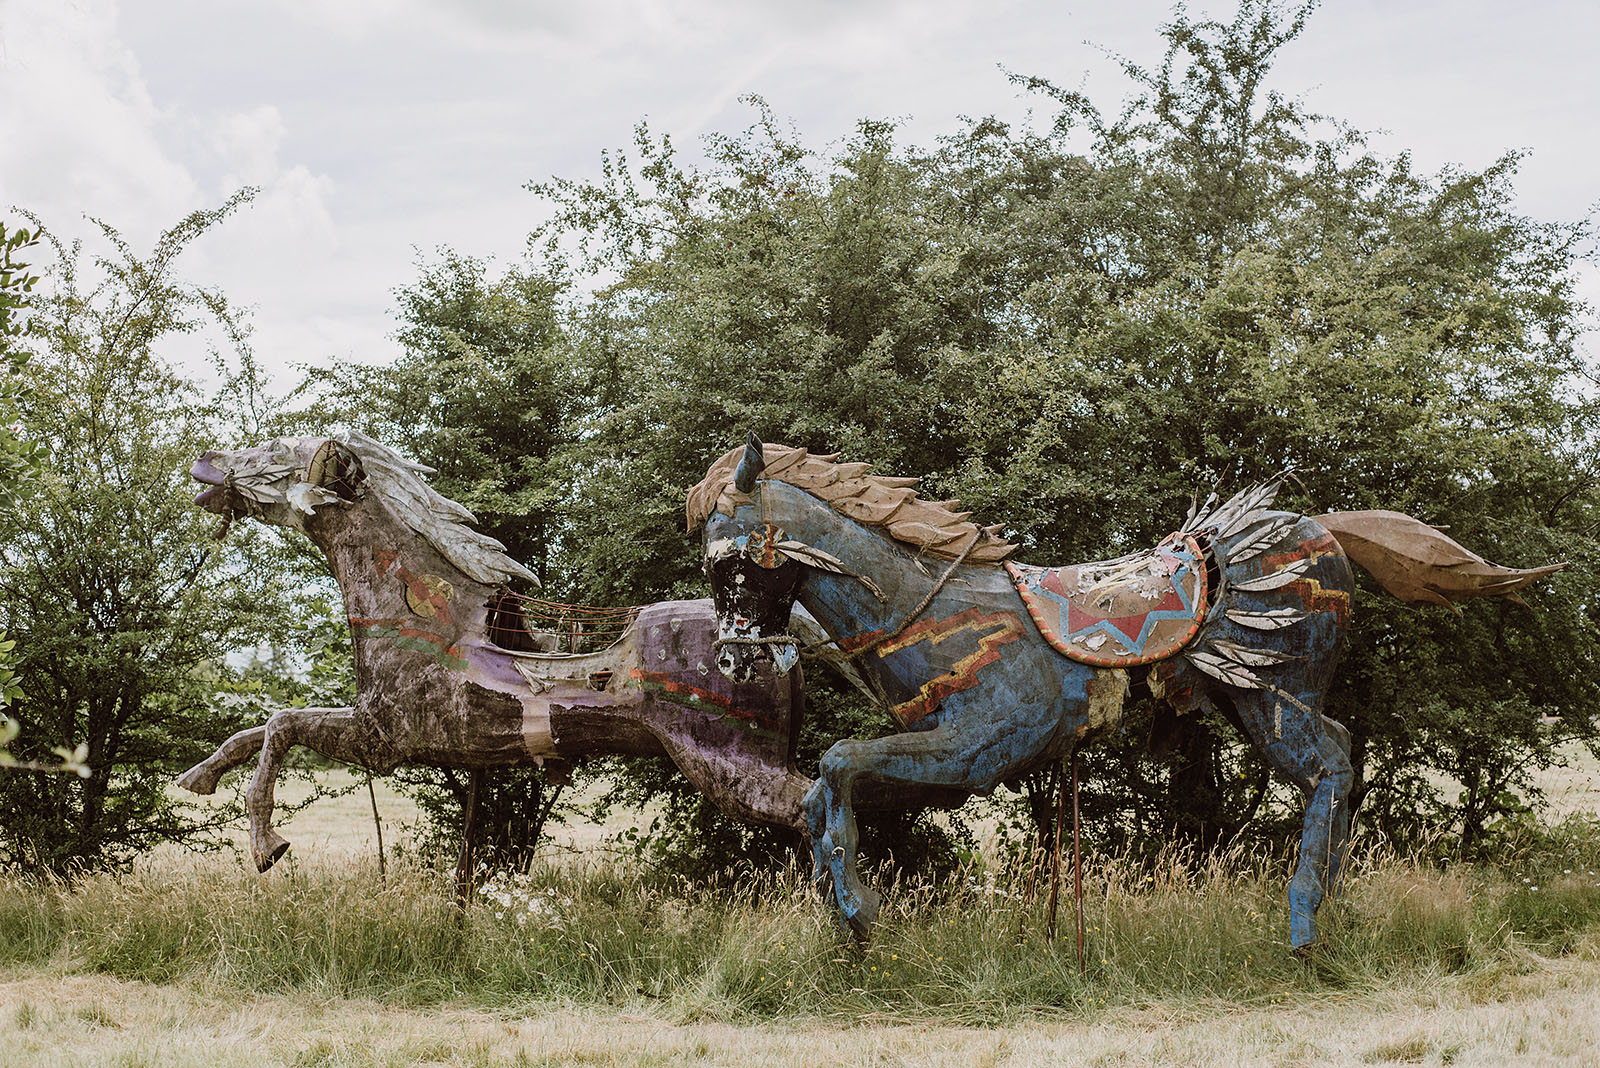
[179,432,817,870]
[691,434,1565,950]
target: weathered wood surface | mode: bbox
[179,434,814,870]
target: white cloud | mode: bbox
[213,105,288,189]
[0,0,197,241]
[4,0,1595,404]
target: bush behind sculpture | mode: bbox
[3,0,1597,874]
[338,0,1596,864]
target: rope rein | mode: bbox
[714,635,799,650]
[824,528,984,662]
[709,529,986,663]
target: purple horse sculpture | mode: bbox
[178,432,812,870]
[691,434,1565,950]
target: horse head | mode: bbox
[192,431,538,589]
[192,435,365,533]
[702,433,806,683]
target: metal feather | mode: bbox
[1226,515,1300,563]
[1206,639,1297,666]
[1185,650,1264,688]
[774,540,887,600]
[1231,557,1314,591]
[1218,485,1286,537]
[1206,477,1289,538]
[1226,608,1308,631]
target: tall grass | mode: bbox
[2,818,1597,1024]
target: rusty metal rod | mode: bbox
[1073,752,1084,974]
[1046,756,1067,942]
[367,773,386,881]
[454,770,482,909]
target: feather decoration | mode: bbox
[1186,650,1264,688]
[1218,484,1286,538]
[1206,639,1298,666]
[1225,608,1308,631]
[1226,515,1300,562]
[774,540,888,600]
[1184,490,1221,532]
[1231,557,1314,591]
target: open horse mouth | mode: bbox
[191,453,234,517]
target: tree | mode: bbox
[293,250,581,871]
[523,0,1597,859]
[0,198,304,873]
[0,219,88,776]
[0,221,45,505]
[288,1,1593,873]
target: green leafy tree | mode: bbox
[0,198,304,873]
[293,250,580,871]
[296,1,1594,873]
[0,221,45,505]
[1,219,77,775]
[522,0,1596,862]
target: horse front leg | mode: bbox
[803,768,872,936]
[804,700,1063,940]
[247,705,361,871]
[176,725,268,795]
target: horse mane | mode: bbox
[686,443,1017,563]
[338,431,539,587]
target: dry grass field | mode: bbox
[4,957,1599,1067]
[2,748,1597,1067]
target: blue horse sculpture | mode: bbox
[689,435,1564,950]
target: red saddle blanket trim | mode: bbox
[1005,532,1209,668]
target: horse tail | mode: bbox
[1314,510,1565,614]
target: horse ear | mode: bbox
[307,439,363,500]
[734,431,765,494]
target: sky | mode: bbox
[1,0,1596,396]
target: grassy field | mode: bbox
[3,957,1598,1067]
[2,752,1597,1066]
[176,765,650,865]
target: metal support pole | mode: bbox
[367,773,386,881]
[1046,756,1068,942]
[454,770,482,909]
[1073,752,1084,974]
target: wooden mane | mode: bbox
[338,431,538,587]
[686,443,1017,563]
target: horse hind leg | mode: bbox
[1222,686,1354,952]
[176,725,268,795]
[1318,712,1355,889]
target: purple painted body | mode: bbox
[178,434,810,870]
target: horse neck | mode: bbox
[758,481,938,647]
[303,494,494,645]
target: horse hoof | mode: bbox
[253,834,290,872]
[844,907,873,943]
[842,885,881,942]
[176,764,218,796]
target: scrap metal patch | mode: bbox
[1006,533,1208,668]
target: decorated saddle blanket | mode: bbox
[1005,533,1209,667]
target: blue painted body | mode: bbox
[703,475,1357,950]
